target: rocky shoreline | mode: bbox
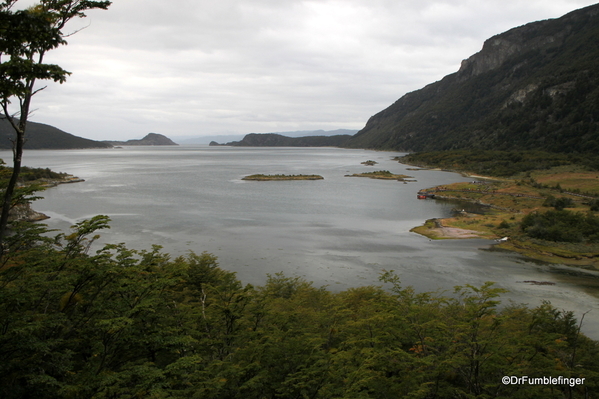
[9,175,85,222]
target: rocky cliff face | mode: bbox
[457,22,570,80]
[345,4,599,153]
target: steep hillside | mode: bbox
[221,133,352,147]
[345,4,599,153]
[0,119,111,149]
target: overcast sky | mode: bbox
[14,0,599,141]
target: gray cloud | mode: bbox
[18,0,598,140]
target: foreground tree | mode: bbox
[0,0,111,249]
[1,216,598,397]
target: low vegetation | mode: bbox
[407,153,599,268]
[0,217,597,398]
[0,161,70,183]
[346,170,414,181]
[399,150,599,178]
[242,174,324,181]
[361,160,378,165]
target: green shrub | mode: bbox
[498,220,511,229]
[521,210,599,242]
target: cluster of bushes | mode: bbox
[589,199,599,211]
[0,161,67,183]
[543,195,574,210]
[521,209,599,243]
[1,216,597,398]
[18,166,68,182]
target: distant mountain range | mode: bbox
[184,129,358,145]
[343,3,599,154]
[212,131,354,147]
[3,4,597,155]
[0,119,350,149]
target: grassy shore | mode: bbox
[411,165,599,269]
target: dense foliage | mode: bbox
[0,0,112,245]
[1,217,597,398]
[0,164,67,183]
[521,209,599,243]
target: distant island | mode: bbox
[242,174,324,181]
[361,160,378,166]
[104,133,178,146]
[346,170,414,181]
[211,132,353,147]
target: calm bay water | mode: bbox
[4,146,599,337]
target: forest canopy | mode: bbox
[0,216,597,398]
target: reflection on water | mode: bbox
[2,146,598,338]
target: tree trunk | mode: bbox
[0,104,29,253]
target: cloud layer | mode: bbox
[16,0,598,140]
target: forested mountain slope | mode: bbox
[222,133,352,147]
[0,119,111,149]
[344,4,599,153]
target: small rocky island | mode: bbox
[345,170,414,181]
[361,160,378,166]
[242,174,324,181]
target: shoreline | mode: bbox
[403,163,599,270]
[411,218,492,240]
[16,175,85,222]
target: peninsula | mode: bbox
[3,165,86,222]
[406,158,599,269]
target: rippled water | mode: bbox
[5,146,599,338]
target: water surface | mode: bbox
[5,146,599,338]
